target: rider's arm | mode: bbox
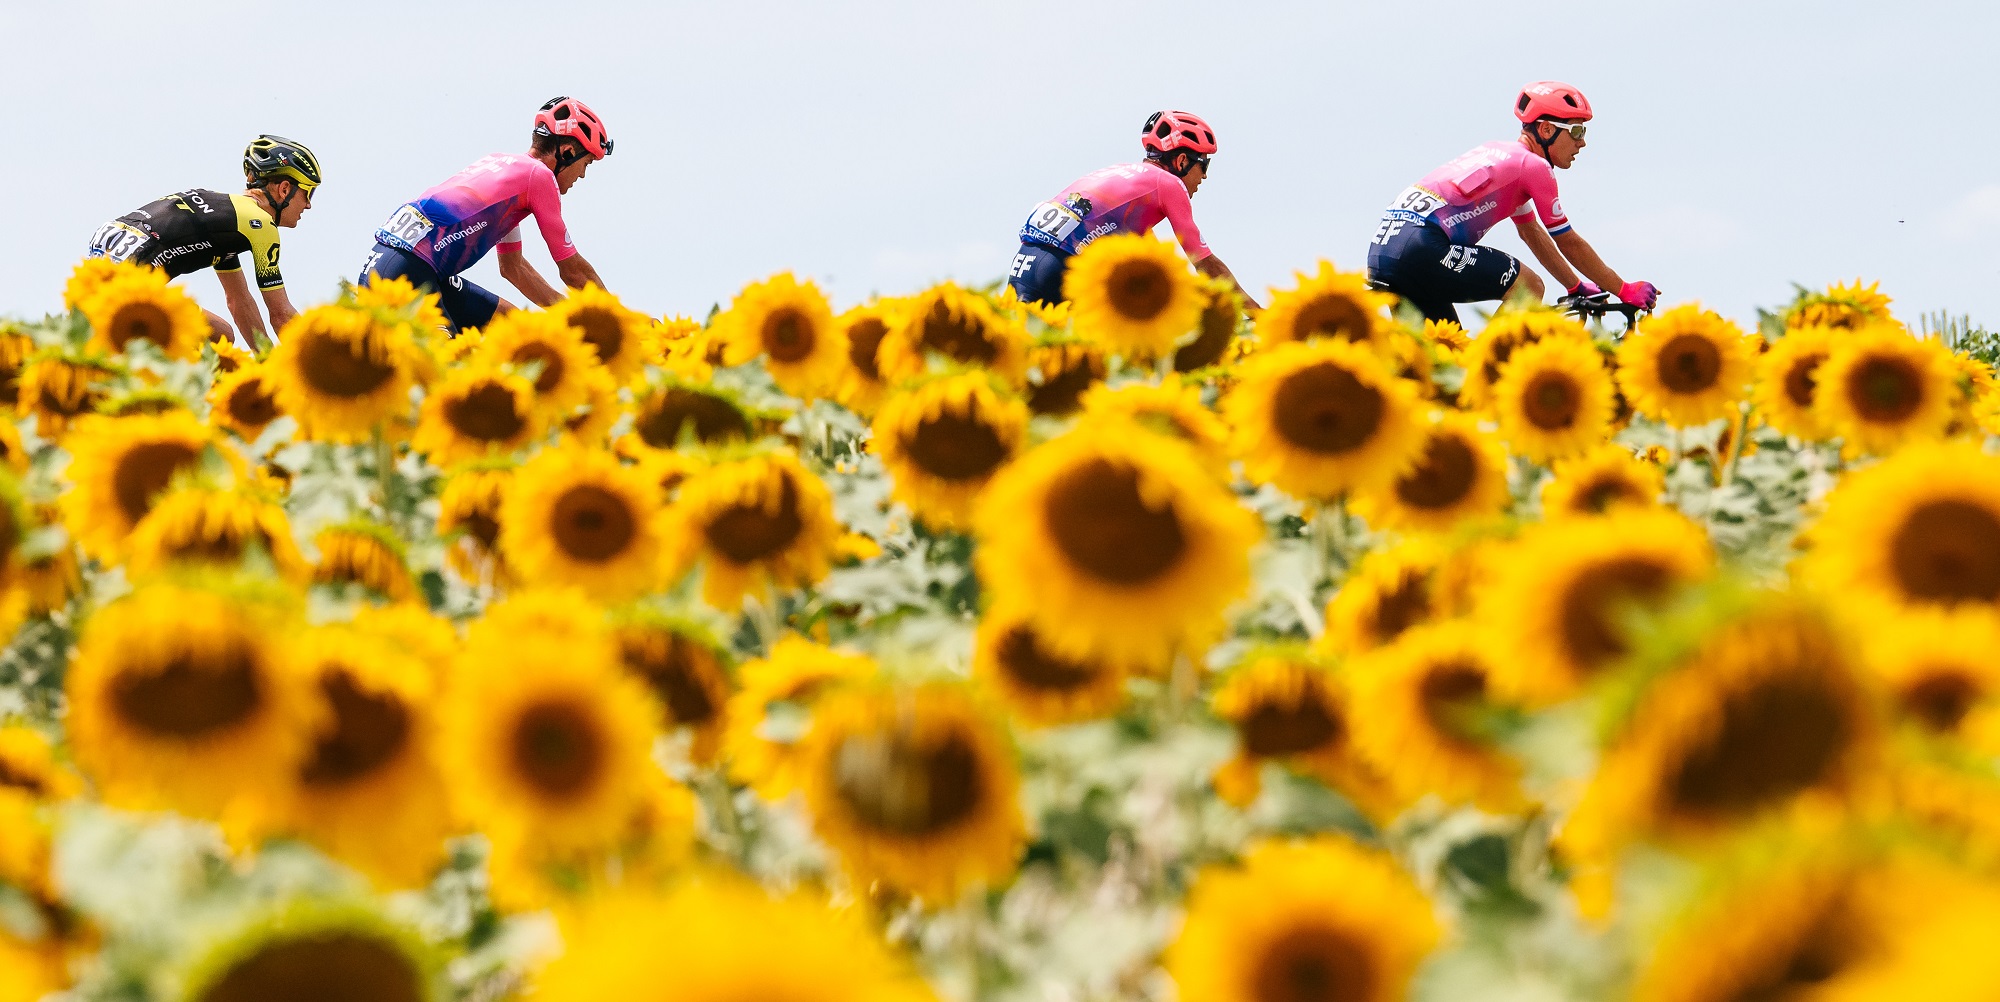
[524,164,602,294]
[1158,175,1260,310]
[1512,217,1581,294]
[259,287,299,342]
[1196,254,1263,311]
[215,266,270,351]
[556,253,605,293]
[497,245,566,309]
[1550,229,1626,294]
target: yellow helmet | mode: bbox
[243,135,323,192]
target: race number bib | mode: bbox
[1387,185,1445,216]
[87,221,149,263]
[1024,200,1083,242]
[380,205,435,246]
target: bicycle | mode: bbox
[1557,291,1648,335]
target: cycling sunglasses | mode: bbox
[1191,153,1212,172]
[1547,121,1587,141]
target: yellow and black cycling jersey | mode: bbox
[86,189,284,291]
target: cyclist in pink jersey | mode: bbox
[1365,82,1658,325]
[1009,111,1260,309]
[360,97,613,331]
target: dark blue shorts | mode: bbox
[1007,242,1070,306]
[1364,214,1521,325]
[358,243,500,332]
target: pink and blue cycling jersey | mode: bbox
[1392,140,1571,245]
[373,154,576,277]
[1019,161,1210,260]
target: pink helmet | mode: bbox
[1514,81,1593,124]
[534,96,614,159]
[1141,110,1218,156]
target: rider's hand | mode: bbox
[1618,280,1660,309]
[1566,280,1603,298]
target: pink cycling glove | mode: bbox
[1567,280,1603,297]
[1618,280,1659,309]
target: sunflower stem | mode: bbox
[372,429,395,514]
[957,887,988,1000]
[702,769,750,867]
[1168,651,1198,720]
[1718,403,1750,487]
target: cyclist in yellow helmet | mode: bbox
[85,135,323,350]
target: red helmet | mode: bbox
[1141,110,1218,156]
[534,96,613,159]
[1514,82,1593,124]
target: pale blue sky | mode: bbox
[4,0,1993,330]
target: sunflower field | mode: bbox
[1,242,1998,1001]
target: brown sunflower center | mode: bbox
[0,364,20,406]
[511,700,605,800]
[444,381,526,443]
[705,475,803,563]
[1783,352,1826,410]
[1290,295,1372,344]
[1028,355,1100,416]
[1176,295,1238,372]
[1657,333,1723,394]
[1845,354,1921,423]
[197,932,424,1002]
[300,670,411,787]
[113,441,202,526]
[1522,371,1581,431]
[1367,569,1433,646]
[1577,474,1643,514]
[1668,673,1852,821]
[567,307,625,366]
[763,308,817,364]
[1106,258,1174,321]
[919,302,999,365]
[846,318,889,381]
[510,342,568,394]
[1888,499,2000,604]
[549,485,637,563]
[112,646,263,738]
[1241,681,1343,757]
[299,330,396,398]
[1901,671,1981,733]
[1557,556,1674,672]
[462,510,501,550]
[227,377,280,429]
[109,302,175,353]
[1043,458,1186,586]
[1394,432,1478,511]
[1420,660,1489,744]
[1250,923,1377,1002]
[995,625,1103,693]
[832,729,983,835]
[904,411,1009,481]
[0,759,46,796]
[1272,361,1384,454]
[635,388,751,447]
[1734,903,1869,1002]
[620,632,721,727]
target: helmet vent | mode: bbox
[1155,122,1172,140]
[1517,93,1532,112]
[1563,95,1578,108]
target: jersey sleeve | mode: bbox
[1156,173,1211,260]
[525,169,578,263]
[1518,159,1571,235]
[498,224,525,253]
[231,197,286,290]
[215,253,243,274]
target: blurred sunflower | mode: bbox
[1491,333,1617,464]
[313,521,418,604]
[484,768,697,913]
[1617,304,1757,427]
[833,302,899,415]
[208,335,252,373]
[0,920,65,1002]
[1168,837,1439,1002]
[973,604,1129,727]
[1481,508,1713,704]
[974,421,1259,668]
[475,309,602,419]
[63,256,127,310]
[1540,444,1665,518]
[1318,538,1447,656]
[172,900,441,1002]
[1859,605,2000,750]
[206,363,285,441]
[65,580,317,821]
[0,328,31,412]
[1783,278,1895,331]
[265,303,427,442]
[1024,340,1105,416]
[436,463,513,585]
[1751,325,1836,440]
[1210,650,1399,816]
[724,636,877,800]
[1255,260,1396,349]
[1812,324,1956,456]
[79,267,206,360]
[1224,339,1426,500]
[1063,233,1205,357]
[349,273,452,344]
[611,611,733,764]
[1351,623,1525,812]
[1422,318,1470,351]
[16,512,81,618]
[876,283,1031,385]
[1803,441,2000,614]
[1171,278,1242,372]
[1077,381,1231,474]
[127,483,308,582]
[0,726,82,801]
[550,284,650,385]
[718,272,844,400]
[1350,410,1510,533]
[625,378,754,450]
[558,368,620,448]
[501,446,670,603]
[16,352,114,438]
[1458,309,1590,410]
[61,411,225,562]
[0,421,25,477]
[409,361,545,467]
[672,450,841,610]
[870,372,1029,531]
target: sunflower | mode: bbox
[1540,444,1665,518]
[530,880,937,1002]
[501,446,670,603]
[1172,278,1243,372]
[79,266,206,360]
[1480,509,1713,704]
[313,521,418,603]
[875,283,1031,385]
[171,899,441,1002]
[550,284,650,385]
[1457,309,1590,410]
[833,302,900,415]
[64,256,129,310]
[1422,318,1470,351]
[870,372,1029,531]
[1858,605,2000,750]
[1811,324,1957,456]
[0,327,31,413]
[1255,260,1396,349]
[17,520,81,618]
[1615,304,1757,427]
[409,361,546,467]
[1490,333,1617,464]
[1350,410,1510,533]
[1350,623,1526,812]
[441,623,658,855]
[625,378,755,449]
[0,726,82,801]
[65,580,317,821]
[1224,339,1426,500]
[350,273,453,345]
[801,681,1026,901]
[1209,649,1400,816]
[973,604,1129,726]
[724,637,876,799]
[437,463,514,585]
[60,411,226,562]
[1077,380,1231,474]
[126,483,309,582]
[474,309,603,420]
[716,272,845,400]
[208,336,252,374]
[671,450,841,611]
[996,281,1073,331]
[1063,233,1206,357]
[1802,442,2000,614]
[265,303,426,442]
[1751,325,1837,440]
[483,767,698,913]
[206,363,286,442]
[17,353,114,438]
[559,368,621,448]
[1167,837,1439,1002]
[0,924,65,1002]
[1024,340,1106,416]
[1318,537,1450,656]
[610,611,734,764]
[974,421,1260,668]
[1783,278,1895,331]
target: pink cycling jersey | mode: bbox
[373,154,576,277]
[1019,161,1210,259]
[1393,140,1570,246]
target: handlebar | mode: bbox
[1557,292,1649,334]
